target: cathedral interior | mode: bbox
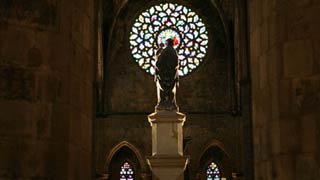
[0,0,319,179]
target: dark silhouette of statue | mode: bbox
[156,43,164,57]
[154,39,179,111]
[154,43,164,82]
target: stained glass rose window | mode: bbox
[129,3,209,76]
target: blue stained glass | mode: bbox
[148,26,154,33]
[136,37,142,43]
[133,54,142,59]
[132,27,138,34]
[194,31,199,38]
[139,43,144,50]
[194,15,199,22]
[183,7,188,14]
[144,34,152,39]
[161,17,168,24]
[120,162,134,180]
[186,33,193,39]
[206,162,221,180]
[153,20,161,26]
[200,26,206,33]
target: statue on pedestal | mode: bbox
[154,39,179,111]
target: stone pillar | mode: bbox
[147,111,189,180]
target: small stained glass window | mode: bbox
[120,162,134,180]
[206,162,221,180]
[129,3,209,76]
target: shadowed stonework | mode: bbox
[96,0,252,180]
[0,0,94,179]
[0,0,57,29]
[0,65,35,101]
[1,0,319,179]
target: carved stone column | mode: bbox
[147,111,189,180]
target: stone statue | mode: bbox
[154,43,164,83]
[154,39,179,111]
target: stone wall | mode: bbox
[0,0,95,179]
[102,0,234,114]
[249,0,320,179]
[96,0,253,179]
[95,114,244,180]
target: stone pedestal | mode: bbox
[147,111,189,180]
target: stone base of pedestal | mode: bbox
[147,111,188,180]
[148,111,186,156]
[147,155,189,180]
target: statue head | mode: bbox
[165,38,174,47]
[159,43,164,48]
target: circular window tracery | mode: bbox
[129,3,209,76]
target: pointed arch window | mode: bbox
[206,162,221,180]
[120,162,134,180]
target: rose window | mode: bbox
[129,3,209,76]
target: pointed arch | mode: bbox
[200,140,231,160]
[197,140,232,180]
[105,141,147,174]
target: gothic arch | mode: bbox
[197,140,232,180]
[105,141,147,174]
[103,0,232,66]
[200,140,231,160]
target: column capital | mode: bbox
[148,111,186,125]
